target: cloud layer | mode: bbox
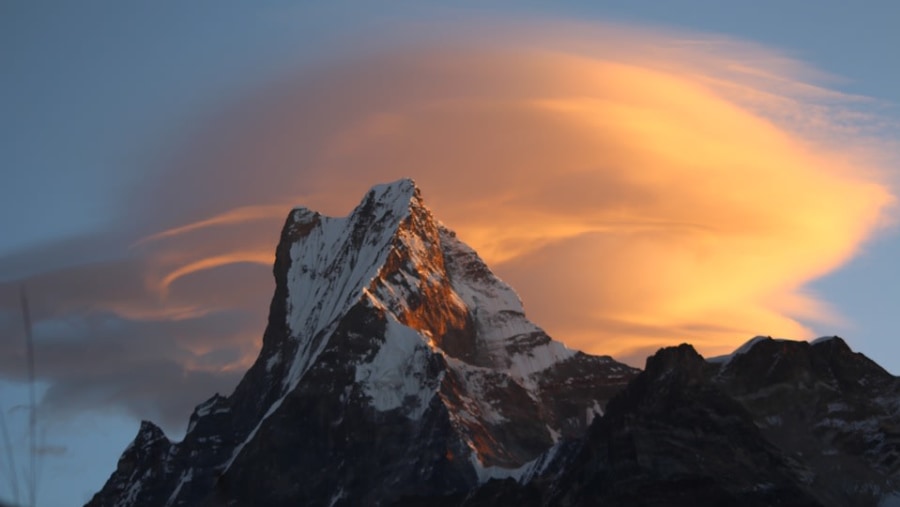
[0,23,894,431]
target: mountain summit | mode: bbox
[86,179,638,507]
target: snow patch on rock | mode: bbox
[355,317,438,419]
[707,336,791,366]
[165,469,193,507]
[507,340,576,387]
[440,227,575,375]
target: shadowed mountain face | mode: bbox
[86,180,900,507]
[443,338,900,507]
[85,180,638,507]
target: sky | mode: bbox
[3,2,900,506]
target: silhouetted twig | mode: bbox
[0,400,20,505]
[20,286,37,507]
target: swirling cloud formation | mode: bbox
[0,24,894,428]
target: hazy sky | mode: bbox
[3,2,900,505]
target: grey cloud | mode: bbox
[0,243,272,434]
[34,444,67,457]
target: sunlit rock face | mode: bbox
[85,179,638,507]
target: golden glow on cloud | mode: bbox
[158,251,274,294]
[141,26,895,366]
[136,205,289,245]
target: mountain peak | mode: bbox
[277,178,573,380]
[286,178,421,245]
[135,420,167,444]
[643,343,707,382]
[275,179,437,392]
[366,177,420,205]
[84,180,640,507]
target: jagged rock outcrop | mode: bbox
[446,338,900,507]
[712,336,900,506]
[86,179,638,507]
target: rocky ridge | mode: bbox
[443,337,900,507]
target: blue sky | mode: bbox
[3,2,900,505]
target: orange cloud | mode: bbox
[157,252,273,295]
[136,205,289,246]
[139,25,895,366]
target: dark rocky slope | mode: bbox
[441,338,900,507]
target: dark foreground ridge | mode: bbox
[439,337,900,507]
[87,180,900,507]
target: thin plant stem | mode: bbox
[0,401,20,506]
[20,286,37,507]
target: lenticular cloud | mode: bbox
[2,22,894,429]
[144,25,893,364]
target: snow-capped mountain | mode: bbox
[86,180,900,507]
[86,179,638,507]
